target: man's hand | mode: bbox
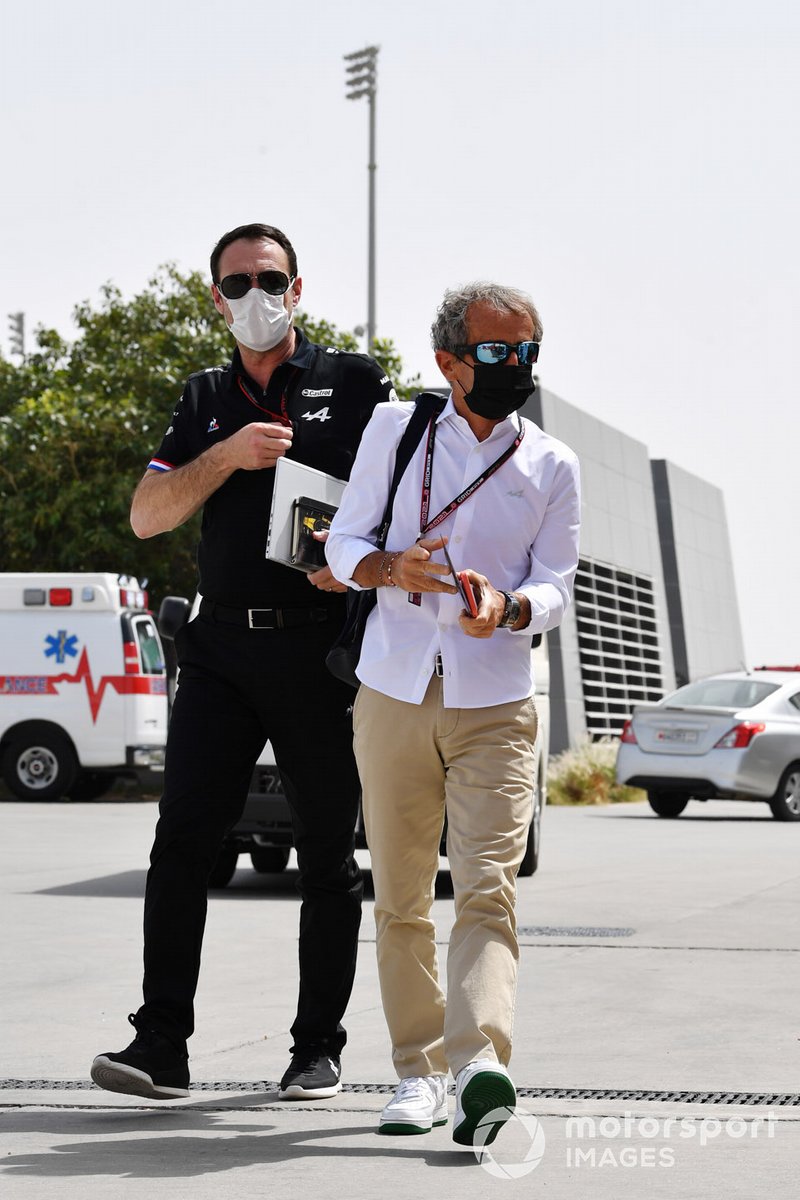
[308,530,347,593]
[391,536,460,595]
[457,569,506,638]
[222,421,293,471]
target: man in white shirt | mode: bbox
[326,282,580,1148]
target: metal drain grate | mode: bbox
[518,926,636,938]
[3,1080,799,1106]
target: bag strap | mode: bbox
[377,392,446,548]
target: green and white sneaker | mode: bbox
[453,1060,516,1146]
[379,1074,448,1135]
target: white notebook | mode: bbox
[265,456,347,572]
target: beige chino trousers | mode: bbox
[353,676,537,1078]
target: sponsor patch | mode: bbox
[301,388,334,398]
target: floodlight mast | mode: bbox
[344,45,379,351]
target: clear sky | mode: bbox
[2,0,798,665]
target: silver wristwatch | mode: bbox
[498,591,521,629]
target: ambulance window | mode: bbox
[133,616,165,675]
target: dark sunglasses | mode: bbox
[217,270,294,301]
[456,340,540,365]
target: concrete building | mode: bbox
[520,387,744,754]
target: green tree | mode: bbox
[0,267,418,602]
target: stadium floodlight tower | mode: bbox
[343,44,379,351]
[8,311,25,360]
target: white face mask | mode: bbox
[226,287,292,352]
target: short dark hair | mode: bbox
[210,223,298,284]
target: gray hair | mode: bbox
[430,281,543,353]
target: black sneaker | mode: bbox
[279,1047,342,1099]
[91,1014,190,1100]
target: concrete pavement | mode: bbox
[2,794,799,1197]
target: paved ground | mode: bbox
[1,793,799,1198]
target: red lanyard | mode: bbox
[409,412,525,605]
[236,370,296,426]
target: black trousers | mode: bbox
[136,611,363,1054]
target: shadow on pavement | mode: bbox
[0,1107,477,1178]
[604,812,779,822]
[32,868,455,901]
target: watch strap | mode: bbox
[498,590,521,628]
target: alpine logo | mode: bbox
[207,418,220,432]
[301,388,333,398]
[301,407,333,422]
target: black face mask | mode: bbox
[459,361,536,420]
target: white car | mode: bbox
[615,669,800,820]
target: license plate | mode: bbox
[655,728,698,744]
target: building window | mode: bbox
[574,559,666,737]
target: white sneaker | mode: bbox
[453,1060,516,1146]
[379,1074,449,1135]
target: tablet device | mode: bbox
[266,457,347,572]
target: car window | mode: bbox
[665,679,779,708]
[132,615,165,676]
[788,693,800,712]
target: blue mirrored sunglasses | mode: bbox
[456,340,540,365]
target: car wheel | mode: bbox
[2,731,78,801]
[208,846,239,888]
[250,846,291,874]
[518,780,543,877]
[647,791,689,818]
[769,764,800,821]
[69,772,116,802]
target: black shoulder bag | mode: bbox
[326,392,446,687]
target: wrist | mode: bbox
[385,551,400,588]
[497,590,523,629]
[377,550,399,588]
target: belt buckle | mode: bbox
[248,608,279,629]
[434,652,444,677]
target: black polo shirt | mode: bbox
[147,330,395,607]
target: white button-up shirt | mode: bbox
[326,396,581,708]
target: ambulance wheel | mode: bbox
[3,731,79,801]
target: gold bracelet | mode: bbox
[377,551,392,587]
[386,552,399,588]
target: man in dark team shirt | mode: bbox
[91,223,395,1102]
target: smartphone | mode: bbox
[442,542,479,618]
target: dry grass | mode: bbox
[547,737,646,806]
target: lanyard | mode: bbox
[236,368,297,426]
[409,412,525,605]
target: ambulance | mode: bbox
[0,573,168,801]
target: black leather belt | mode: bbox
[200,599,332,630]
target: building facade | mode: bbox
[521,388,744,754]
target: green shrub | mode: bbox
[547,738,645,806]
